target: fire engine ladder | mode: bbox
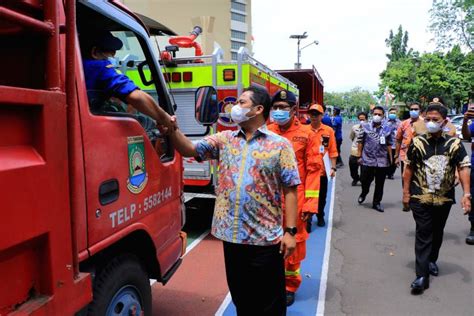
[0,1,91,313]
[235,46,298,96]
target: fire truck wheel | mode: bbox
[88,254,152,316]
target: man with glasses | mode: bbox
[357,106,393,212]
[268,90,322,306]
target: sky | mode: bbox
[251,0,436,93]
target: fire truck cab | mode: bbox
[0,1,216,315]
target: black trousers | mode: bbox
[410,202,452,277]
[349,155,360,182]
[318,176,328,218]
[360,166,387,204]
[336,139,343,164]
[223,241,286,316]
[400,161,405,187]
[470,169,474,224]
[387,148,396,177]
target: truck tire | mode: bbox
[87,254,152,316]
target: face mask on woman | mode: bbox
[271,109,291,125]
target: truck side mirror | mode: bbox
[195,86,218,125]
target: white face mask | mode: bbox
[231,104,255,124]
[372,115,383,123]
[426,121,442,133]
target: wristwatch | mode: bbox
[284,227,297,236]
[331,167,337,171]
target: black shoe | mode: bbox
[429,262,439,276]
[387,175,394,180]
[402,206,410,212]
[410,276,429,295]
[306,219,312,233]
[286,291,295,306]
[358,195,366,204]
[317,216,326,227]
[372,203,384,212]
[351,180,359,186]
[336,162,344,168]
[466,230,474,245]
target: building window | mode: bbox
[231,12,246,23]
[231,52,238,61]
[231,41,245,50]
[231,30,246,41]
[231,1,246,12]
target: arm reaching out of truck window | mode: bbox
[125,90,175,131]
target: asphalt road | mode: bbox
[325,124,474,316]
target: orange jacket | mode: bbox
[311,123,338,176]
[269,118,322,242]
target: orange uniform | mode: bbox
[312,123,338,176]
[268,118,322,293]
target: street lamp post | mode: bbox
[289,32,319,69]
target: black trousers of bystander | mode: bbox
[409,201,452,277]
[360,166,388,205]
[349,155,360,182]
[223,241,286,316]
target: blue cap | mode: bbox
[93,31,123,51]
[271,90,297,106]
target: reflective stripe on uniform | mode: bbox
[305,190,319,198]
[285,268,301,276]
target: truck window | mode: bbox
[78,3,174,162]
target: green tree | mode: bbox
[385,25,412,62]
[324,87,374,114]
[429,0,474,51]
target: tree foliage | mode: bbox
[324,87,375,113]
[380,26,474,110]
[385,25,412,62]
[429,0,474,51]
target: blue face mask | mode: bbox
[271,109,291,125]
[107,57,119,68]
[409,110,419,119]
[388,113,397,120]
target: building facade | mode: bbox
[123,0,252,61]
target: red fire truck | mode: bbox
[0,1,216,315]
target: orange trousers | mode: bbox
[285,240,306,292]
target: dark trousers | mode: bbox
[387,148,396,177]
[223,241,286,316]
[336,139,343,164]
[318,176,328,218]
[400,161,405,187]
[470,169,474,225]
[410,202,452,277]
[349,155,360,182]
[360,166,387,204]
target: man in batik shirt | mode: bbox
[403,104,471,295]
[170,85,300,315]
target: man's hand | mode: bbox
[329,168,336,178]
[395,156,400,167]
[403,191,410,210]
[357,158,363,166]
[280,232,296,259]
[461,195,471,215]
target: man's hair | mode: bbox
[243,85,271,120]
[388,107,397,112]
[334,107,341,115]
[408,101,423,111]
[372,106,385,113]
[426,104,448,119]
[357,112,367,119]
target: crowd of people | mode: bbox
[80,30,472,312]
[347,99,473,295]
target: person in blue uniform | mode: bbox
[321,105,333,127]
[80,31,174,131]
[332,107,344,167]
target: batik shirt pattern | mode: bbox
[406,133,470,205]
[195,125,301,245]
[358,121,392,167]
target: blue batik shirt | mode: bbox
[358,121,392,167]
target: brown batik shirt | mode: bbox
[405,133,470,205]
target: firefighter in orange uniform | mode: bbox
[268,90,322,306]
[307,103,338,231]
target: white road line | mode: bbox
[316,176,336,316]
[150,229,211,286]
[215,292,232,316]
